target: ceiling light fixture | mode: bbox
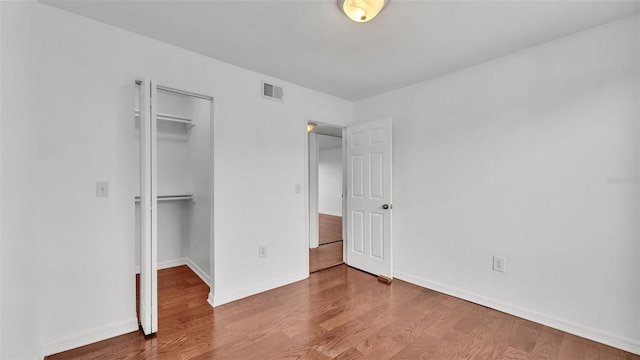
[307,123,316,133]
[338,0,387,23]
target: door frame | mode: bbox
[308,132,319,249]
[135,79,216,332]
[304,116,348,274]
[305,118,393,277]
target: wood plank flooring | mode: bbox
[309,240,344,273]
[47,265,639,359]
[319,213,342,245]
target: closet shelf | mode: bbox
[135,193,194,203]
[134,110,196,129]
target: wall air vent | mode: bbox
[261,81,284,102]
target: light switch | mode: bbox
[96,181,109,197]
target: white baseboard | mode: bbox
[40,259,210,359]
[135,258,210,286]
[135,258,188,274]
[394,270,640,355]
[212,271,308,307]
[186,258,211,286]
[40,317,138,359]
[158,258,187,270]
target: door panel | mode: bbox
[371,213,384,259]
[346,118,392,278]
[352,210,365,254]
[351,155,364,198]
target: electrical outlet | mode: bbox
[493,256,506,273]
[259,245,267,258]
[96,181,109,197]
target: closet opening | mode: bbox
[134,80,213,335]
[308,122,345,273]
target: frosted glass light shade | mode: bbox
[339,0,386,23]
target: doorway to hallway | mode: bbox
[308,122,344,273]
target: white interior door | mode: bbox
[139,79,158,335]
[345,118,392,278]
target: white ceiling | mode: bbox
[42,0,640,101]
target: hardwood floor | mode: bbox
[309,240,344,273]
[319,213,342,245]
[48,265,638,360]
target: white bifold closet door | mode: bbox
[137,79,213,335]
[139,79,158,335]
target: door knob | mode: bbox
[382,204,390,210]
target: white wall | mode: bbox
[1,1,3,355]
[0,2,2,353]
[186,97,213,281]
[0,2,352,357]
[318,139,343,216]
[354,14,639,354]
[0,3,41,358]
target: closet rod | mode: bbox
[135,80,213,101]
[134,194,194,202]
[134,110,193,124]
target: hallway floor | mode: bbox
[310,240,344,273]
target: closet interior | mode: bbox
[134,81,213,333]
